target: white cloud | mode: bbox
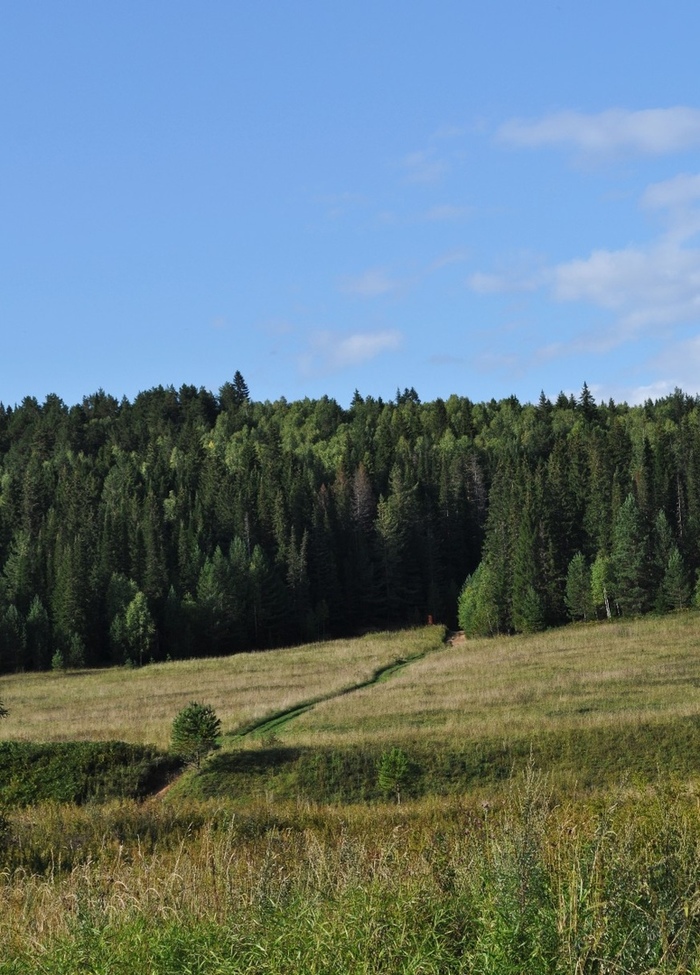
[299,329,402,377]
[430,124,466,140]
[467,253,546,295]
[467,271,513,294]
[625,380,679,405]
[498,107,700,156]
[317,190,368,221]
[429,353,466,366]
[651,334,700,396]
[469,160,700,346]
[339,268,400,298]
[427,249,470,273]
[553,240,700,331]
[642,172,700,210]
[640,173,700,244]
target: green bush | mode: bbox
[377,747,410,803]
[170,702,221,767]
[0,741,180,807]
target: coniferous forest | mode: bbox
[0,374,699,673]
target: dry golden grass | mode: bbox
[0,628,438,750]
[282,611,700,746]
[3,614,700,755]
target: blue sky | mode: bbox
[3,1,700,410]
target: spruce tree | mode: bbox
[611,494,651,615]
[170,702,221,767]
[26,595,50,670]
[565,552,593,621]
[661,547,690,611]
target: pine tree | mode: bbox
[197,547,237,656]
[285,527,310,640]
[661,547,690,611]
[0,605,26,672]
[249,545,288,647]
[565,552,593,621]
[611,494,651,615]
[170,702,221,768]
[26,595,51,670]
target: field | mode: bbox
[3,616,700,972]
[0,627,438,750]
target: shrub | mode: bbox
[377,747,409,804]
[170,702,222,768]
[0,741,180,806]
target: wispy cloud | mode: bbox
[469,161,700,347]
[640,172,700,242]
[498,107,700,157]
[626,380,679,406]
[427,249,470,272]
[429,353,467,366]
[318,190,367,220]
[553,241,700,331]
[400,149,449,184]
[339,268,402,298]
[299,329,402,377]
[645,334,700,400]
[424,204,472,222]
[642,172,700,210]
[342,252,469,302]
[467,252,546,295]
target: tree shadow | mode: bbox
[203,746,302,778]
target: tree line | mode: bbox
[458,385,700,635]
[0,377,698,672]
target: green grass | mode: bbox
[167,612,700,803]
[0,626,442,750]
[4,776,700,973]
[5,615,700,803]
[0,741,180,806]
[5,615,700,970]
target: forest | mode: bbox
[0,374,698,673]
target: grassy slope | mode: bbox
[188,611,700,802]
[4,614,700,802]
[0,627,440,750]
[5,617,700,972]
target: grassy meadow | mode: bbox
[0,627,439,750]
[4,615,700,972]
[284,612,700,745]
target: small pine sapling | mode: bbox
[170,702,222,768]
[377,747,409,804]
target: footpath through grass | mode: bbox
[0,627,441,750]
[174,611,700,803]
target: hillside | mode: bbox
[5,618,700,972]
[4,614,700,803]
